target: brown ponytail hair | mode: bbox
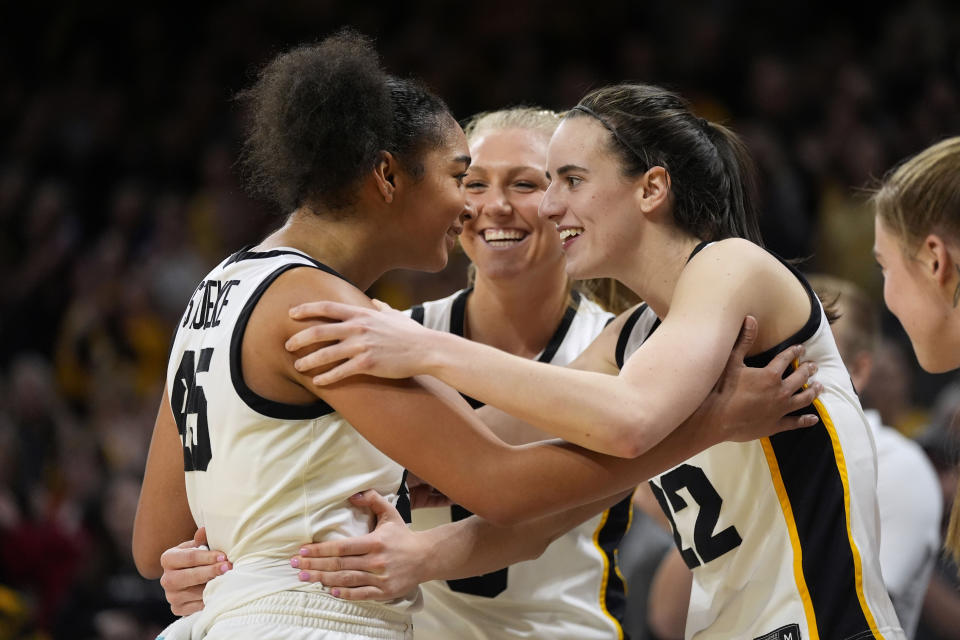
[567,84,763,246]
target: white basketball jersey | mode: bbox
[164,246,418,637]
[408,288,633,640]
[617,248,904,640]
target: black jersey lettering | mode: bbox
[182,279,240,330]
[171,348,214,471]
[650,464,742,568]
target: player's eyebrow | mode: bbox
[556,164,589,176]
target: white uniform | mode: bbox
[617,246,905,640]
[408,288,633,640]
[158,247,418,640]
[864,409,941,638]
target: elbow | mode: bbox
[523,530,560,562]
[131,528,162,579]
[604,419,656,459]
[648,605,685,640]
[466,496,533,527]
[133,549,163,580]
[477,503,525,528]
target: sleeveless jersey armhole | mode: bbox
[229,263,339,419]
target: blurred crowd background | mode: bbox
[1,1,959,638]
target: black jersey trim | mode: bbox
[595,493,633,636]
[446,503,509,597]
[446,288,483,407]
[766,408,879,637]
[743,257,822,368]
[452,288,584,407]
[225,246,354,287]
[449,287,472,337]
[396,470,412,524]
[536,290,581,364]
[230,263,337,420]
[409,305,425,325]
[688,240,710,262]
[615,304,648,370]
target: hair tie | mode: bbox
[698,117,710,131]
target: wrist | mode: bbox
[422,330,456,378]
[682,408,723,451]
[415,527,446,583]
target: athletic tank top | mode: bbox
[164,246,419,637]
[408,288,633,640]
[616,244,904,640]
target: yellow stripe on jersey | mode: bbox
[592,509,625,640]
[761,436,819,640]
[615,489,636,593]
[814,397,887,640]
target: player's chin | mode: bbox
[914,339,960,373]
[563,255,595,281]
[421,245,450,273]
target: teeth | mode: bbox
[483,229,526,242]
[559,228,583,240]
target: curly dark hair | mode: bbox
[237,29,452,214]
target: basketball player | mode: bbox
[133,37,822,640]
[645,276,942,639]
[154,106,817,637]
[812,275,941,636]
[399,107,633,640]
[283,84,906,638]
[871,136,960,563]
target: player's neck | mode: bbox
[619,226,701,319]
[466,270,571,359]
[259,208,390,290]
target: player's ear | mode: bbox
[373,151,397,203]
[637,166,671,221]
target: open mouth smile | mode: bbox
[557,227,583,249]
[481,228,529,248]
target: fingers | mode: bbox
[297,536,378,561]
[404,472,426,488]
[160,559,231,592]
[289,301,368,322]
[371,299,392,312]
[294,570,393,601]
[729,315,758,363]
[299,569,381,587]
[775,413,821,434]
[766,344,805,377]
[171,599,205,616]
[293,342,367,374]
[175,538,198,550]
[349,490,404,525]
[328,586,388,601]
[408,485,451,509]
[160,546,227,571]
[785,382,823,414]
[780,360,816,394]
[292,553,382,574]
[310,360,367,386]
[286,323,357,353]
[168,585,206,616]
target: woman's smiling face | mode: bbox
[459,127,565,282]
[540,116,644,281]
[874,215,958,373]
